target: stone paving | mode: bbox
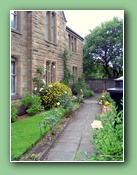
[43,94,101,161]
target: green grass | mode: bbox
[11,107,66,161]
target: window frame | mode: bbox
[46,11,50,41]
[11,58,17,95]
[11,11,17,29]
[45,11,56,43]
[45,61,56,85]
[72,66,78,83]
[68,34,77,53]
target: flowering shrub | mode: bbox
[90,98,123,161]
[40,82,72,109]
[98,90,113,105]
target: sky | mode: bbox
[64,10,124,38]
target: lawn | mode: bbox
[11,107,66,161]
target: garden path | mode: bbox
[42,93,101,161]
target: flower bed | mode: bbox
[90,91,123,161]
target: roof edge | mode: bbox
[66,26,84,41]
[62,11,67,22]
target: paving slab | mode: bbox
[43,94,101,161]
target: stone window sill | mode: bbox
[45,40,57,46]
[11,28,22,35]
[11,94,22,100]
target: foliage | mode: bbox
[40,82,72,109]
[30,153,39,160]
[38,108,66,136]
[60,48,73,86]
[71,76,94,98]
[83,17,123,78]
[90,99,123,161]
[21,93,43,116]
[11,107,66,160]
[11,103,19,123]
[33,66,45,95]
[98,90,114,105]
[57,91,73,115]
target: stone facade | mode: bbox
[11,11,84,103]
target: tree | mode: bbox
[83,17,123,78]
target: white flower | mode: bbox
[91,120,103,130]
[34,87,37,90]
[43,79,46,84]
[40,88,43,91]
[57,102,60,106]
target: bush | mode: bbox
[40,82,72,109]
[11,103,19,122]
[98,91,113,105]
[57,91,73,115]
[90,101,123,161]
[21,93,43,116]
[71,77,94,98]
[38,108,66,136]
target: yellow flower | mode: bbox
[105,101,109,106]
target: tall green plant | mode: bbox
[91,104,123,161]
[33,66,45,95]
[60,49,73,86]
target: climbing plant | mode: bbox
[33,66,45,95]
[60,49,73,86]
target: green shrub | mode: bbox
[11,103,19,122]
[40,82,72,109]
[91,103,123,161]
[21,93,43,116]
[98,91,113,105]
[57,91,73,115]
[71,76,94,98]
[38,107,66,136]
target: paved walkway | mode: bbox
[43,94,101,161]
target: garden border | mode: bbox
[39,116,71,161]
[19,103,84,161]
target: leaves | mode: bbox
[90,95,123,161]
[84,17,123,78]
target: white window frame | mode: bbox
[11,58,16,95]
[11,11,17,29]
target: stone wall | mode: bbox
[11,11,28,101]
[85,78,115,93]
[11,11,83,103]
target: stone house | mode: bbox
[11,11,84,103]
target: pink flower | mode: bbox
[99,101,102,105]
